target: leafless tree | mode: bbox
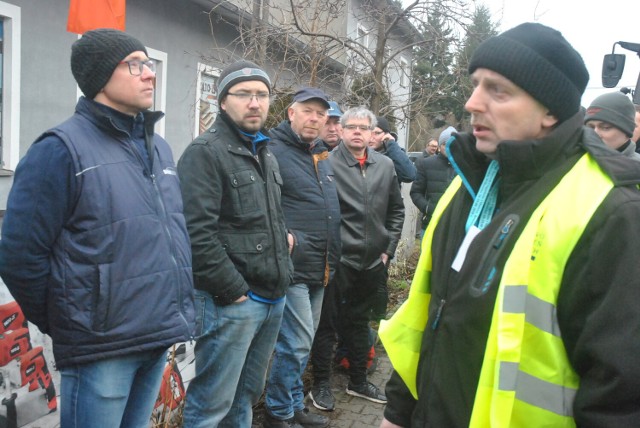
[196,0,481,143]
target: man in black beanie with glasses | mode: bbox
[380,22,640,428]
[0,28,195,427]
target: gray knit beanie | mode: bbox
[469,23,589,123]
[71,28,147,99]
[217,60,271,101]
[584,92,636,137]
[438,126,457,146]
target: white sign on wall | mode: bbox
[195,63,220,137]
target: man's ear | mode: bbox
[542,111,559,129]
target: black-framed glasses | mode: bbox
[226,92,272,102]
[119,59,156,76]
[343,124,372,131]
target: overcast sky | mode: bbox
[480,0,640,107]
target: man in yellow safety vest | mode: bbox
[380,22,640,428]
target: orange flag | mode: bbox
[67,0,126,34]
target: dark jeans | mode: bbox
[337,262,388,385]
[311,263,389,385]
[310,274,339,384]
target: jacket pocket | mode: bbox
[91,263,111,332]
[468,214,520,297]
[273,170,283,199]
[219,232,271,284]
[229,169,260,213]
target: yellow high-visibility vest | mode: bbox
[379,154,614,427]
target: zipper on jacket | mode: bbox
[431,299,446,330]
[468,214,519,297]
[258,147,286,295]
[150,172,191,336]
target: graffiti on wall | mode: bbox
[0,292,57,428]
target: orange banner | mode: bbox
[67,0,126,34]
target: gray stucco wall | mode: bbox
[0,0,249,209]
[0,0,419,246]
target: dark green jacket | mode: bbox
[178,113,292,305]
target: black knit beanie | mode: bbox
[469,23,589,123]
[217,60,271,101]
[584,92,636,137]
[71,28,147,100]
[375,116,391,133]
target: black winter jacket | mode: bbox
[384,113,640,427]
[330,144,405,270]
[410,153,456,228]
[269,121,341,287]
[178,113,292,305]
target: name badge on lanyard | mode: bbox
[451,160,500,272]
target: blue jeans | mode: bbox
[265,283,324,419]
[60,349,167,428]
[182,289,285,428]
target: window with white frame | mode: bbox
[146,47,167,137]
[0,2,21,171]
[400,57,410,87]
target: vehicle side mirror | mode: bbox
[602,54,626,88]
[633,73,640,105]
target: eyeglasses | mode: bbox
[226,92,272,102]
[372,130,385,136]
[343,124,372,131]
[119,59,156,76]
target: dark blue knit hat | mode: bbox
[469,23,589,123]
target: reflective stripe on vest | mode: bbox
[379,154,614,426]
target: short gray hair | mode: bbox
[340,106,377,129]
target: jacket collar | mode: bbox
[449,111,640,199]
[582,126,640,186]
[215,111,270,155]
[76,96,164,139]
[448,112,585,196]
[270,120,324,152]
[334,142,378,167]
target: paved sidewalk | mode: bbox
[322,343,392,428]
[252,340,392,428]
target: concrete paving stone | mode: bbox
[352,420,379,428]
[330,420,354,428]
[323,342,392,427]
